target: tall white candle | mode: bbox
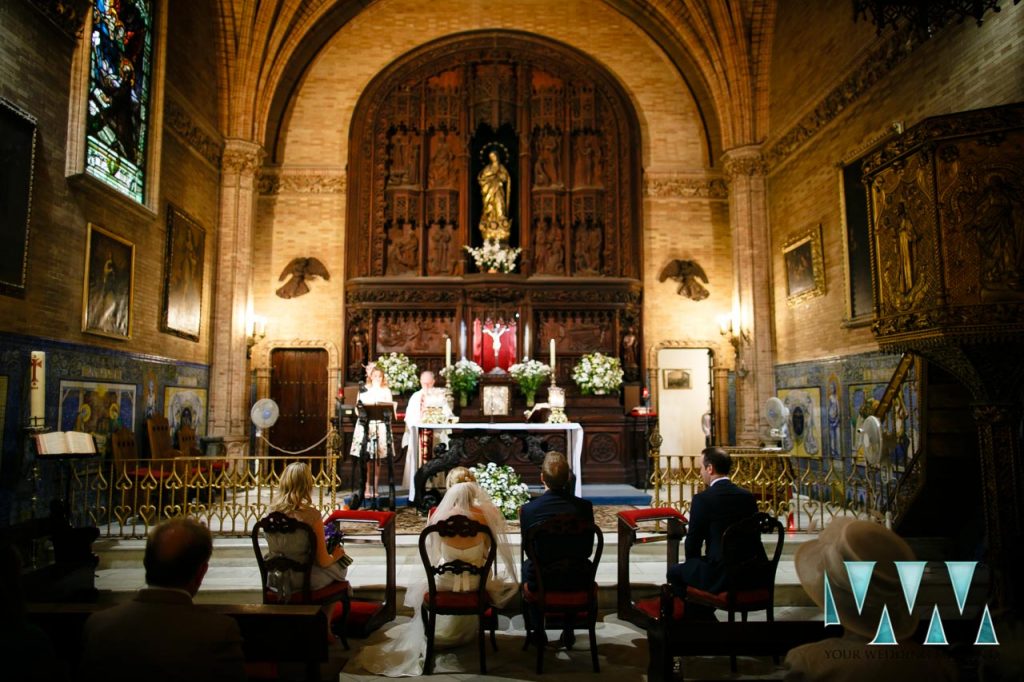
[29,351,45,427]
[445,337,452,367]
[549,338,556,370]
[523,323,530,360]
[459,320,467,360]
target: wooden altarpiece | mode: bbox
[343,33,645,484]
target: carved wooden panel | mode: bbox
[346,32,641,282]
[374,310,455,355]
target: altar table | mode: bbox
[403,422,584,501]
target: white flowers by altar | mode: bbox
[440,358,484,396]
[374,352,419,393]
[572,352,624,396]
[464,239,521,273]
[472,462,531,520]
[508,359,552,404]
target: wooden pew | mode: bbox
[27,603,328,682]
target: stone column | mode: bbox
[723,145,774,445]
[207,139,265,447]
[713,366,731,445]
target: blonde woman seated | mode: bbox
[266,462,350,636]
[352,467,519,677]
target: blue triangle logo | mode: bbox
[975,605,999,645]
[845,561,875,615]
[895,561,927,612]
[869,605,898,645]
[924,604,948,645]
[823,572,840,627]
[946,561,977,615]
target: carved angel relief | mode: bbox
[276,257,331,299]
[658,259,709,301]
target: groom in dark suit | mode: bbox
[668,447,765,602]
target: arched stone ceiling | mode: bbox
[216,0,775,164]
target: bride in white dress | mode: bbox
[351,467,519,677]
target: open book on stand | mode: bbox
[35,431,97,455]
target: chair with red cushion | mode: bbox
[520,513,603,673]
[418,514,498,675]
[615,508,687,626]
[662,511,785,674]
[251,512,352,649]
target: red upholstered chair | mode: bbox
[323,509,397,637]
[520,513,603,673]
[660,511,785,673]
[418,514,498,675]
[615,508,688,626]
[251,512,352,649]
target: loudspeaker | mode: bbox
[624,384,640,414]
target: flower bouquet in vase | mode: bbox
[440,359,484,407]
[464,239,522,273]
[472,462,531,520]
[374,352,420,394]
[508,359,552,407]
[571,352,624,396]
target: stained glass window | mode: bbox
[85,0,152,202]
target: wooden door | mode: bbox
[270,349,328,465]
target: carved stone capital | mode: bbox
[165,98,223,169]
[258,169,347,195]
[221,139,265,176]
[721,146,767,179]
[25,0,90,39]
[643,173,729,199]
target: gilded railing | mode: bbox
[66,456,348,538]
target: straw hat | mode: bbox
[794,517,918,639]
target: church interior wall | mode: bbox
[766,2,1024,368]
[0,0,221,520]
[263,0,722,373]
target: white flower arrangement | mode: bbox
[508,359,552,399]
[440,358,484,395]
[465,238,521,273]
[571,352,624,396]
[472,462,531,520]
[374,352,419,394]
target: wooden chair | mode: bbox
[418,514,498,675]
[664,511,785,672]
[251,512,352,649]
[110,428,176,520]
[616,508,687,627]
[178,424,228,482]
[520,513,603,673]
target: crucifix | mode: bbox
[482,320,510,357]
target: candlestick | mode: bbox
[445,337,452,367]
[459,320,467,360]
[29,351,45,428]
[523,323,530,361]
[549,338,556,370]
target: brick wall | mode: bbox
[261,0,721,368]
[767,3,1024,365]
[0,0,220,365]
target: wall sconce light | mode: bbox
[718,313,750,378]
[247,315,266,358]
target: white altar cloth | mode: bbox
[403,421,584,501]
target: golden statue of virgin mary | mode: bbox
[478,149,512,241]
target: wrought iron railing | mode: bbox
[66,455,348,538]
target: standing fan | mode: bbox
[859,415,885,466]
[250,398,280,437]
[763,397,789,449]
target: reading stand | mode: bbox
[353,402,397,511]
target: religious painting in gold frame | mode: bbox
[162,204,206,341]
[783,224,825,306]
[482,384,510,416]
[82,223,134,340]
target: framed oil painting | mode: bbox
[0,98,37,298]
[164,386,207,436]
[82,224,134,339]
[662,369,691,390]
[778,387,822,458]
[162,204,206,340]
[783,225,825,305]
